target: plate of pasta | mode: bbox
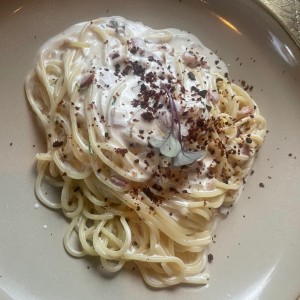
[0,0,299,299]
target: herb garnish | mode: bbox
[107,20,126,34]
[150,84,206,166]
[88,140,93,155]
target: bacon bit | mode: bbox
[110,176,127,187]
[182,51,201,68]
[240,144,250,156]
[237,106,253,119]
[208,90,219,103]
[52,141,63,147]
[79,73,94,89]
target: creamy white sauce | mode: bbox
[35,16,229,191]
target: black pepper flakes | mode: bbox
[206,105,212,112]
[74,186,80,192]
[52,141,63,147]
[111,52,120,60]
[208,253,214,263]
[140,83,147,92]
[115,148,128,157]
[152,184,163,191]
[188,72,196,81]
[199,90,208,98]
[259,182,265,188]
[143,187,159,204]
[141,111,154,121]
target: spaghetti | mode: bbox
[25,16,266,287]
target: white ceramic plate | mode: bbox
[0,0,299,299]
